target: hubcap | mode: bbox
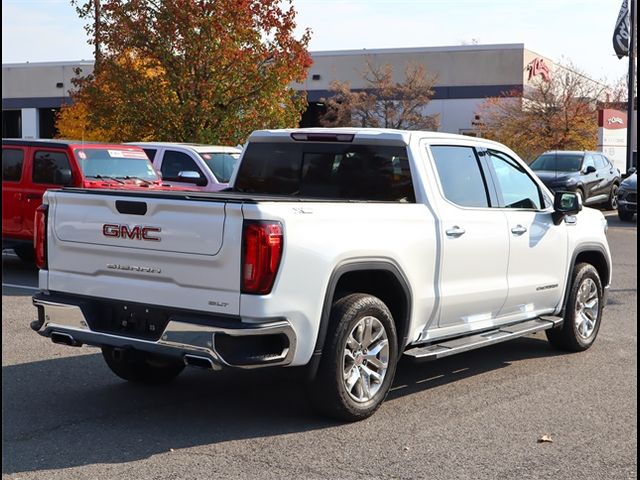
[342,316,389,403]
[611,186,619,209]
[574,278,599,339]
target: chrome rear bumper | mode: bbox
[32,294,296,370]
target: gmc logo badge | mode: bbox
[102,224,161,241]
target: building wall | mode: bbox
[2,61,93,138]
[4,45,615,141]
[2,61,93,106]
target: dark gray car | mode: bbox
[617,172,637,221]
[530,151,621,209]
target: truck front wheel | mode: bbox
[308,293,399,421]
[546,263,603,351]
[101,347,185,384]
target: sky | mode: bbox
[1,0,632,84]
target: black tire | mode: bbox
[13,245,35,263]
[101,346,185,384]
[618,210,635,222]
[308,293,399,422]
[606,183,619,210]
[546,263,603,352]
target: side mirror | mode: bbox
[54,168,73,186]
[552,191,582,225]
[584,165,597,174]
[177,170,207,186]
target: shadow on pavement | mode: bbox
[2,335,565,475]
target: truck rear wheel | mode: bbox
[308,293,399,421]
[101,346,185,384]
[546,263,603,351]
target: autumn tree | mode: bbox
[475,62,608,161]
[320,60,439,130]
[57,0,312,144]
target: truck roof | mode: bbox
[248,128,506,148]
[127,142,241,153]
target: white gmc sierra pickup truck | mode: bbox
[32,128,612,421]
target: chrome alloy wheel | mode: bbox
[342,316,390,403]
[574,278,599,339]
[611,185,619,209]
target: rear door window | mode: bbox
[32,150,72,185]
[430,145,490,208]
[2,148,25,182]
[234,142,414,202]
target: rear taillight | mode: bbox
[34,204,48,269]
[242,221,283,294]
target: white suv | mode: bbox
[128,142,241,192]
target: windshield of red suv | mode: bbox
[198,152,240,183]
[75,148,160,181]
[530,153,583,172]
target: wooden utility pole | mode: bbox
[94,0,102,69]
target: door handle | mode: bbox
[511,225,528,236]
[445,226,466,237]
[26,194,41,200]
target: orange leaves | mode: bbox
[475,62,603,162]
[61,0,311,144]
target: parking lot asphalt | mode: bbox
[2,213,636,480]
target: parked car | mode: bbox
[127,142,241,192]
[617,171,637,222]
[32,129,611,421]
[2,139,165,261]
[530,151,621,209]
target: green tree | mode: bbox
[320,60,439,130]
[58,0,312,144]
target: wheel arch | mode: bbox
[306,259,413,381]
[559,243,611,316]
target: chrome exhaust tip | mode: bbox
[183,354,216,370]
[50,332,82,347]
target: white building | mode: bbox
[2,43,621,145]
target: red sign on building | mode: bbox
[526,58,551,82]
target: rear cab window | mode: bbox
[2,148,25,182]
[234,142,415,202]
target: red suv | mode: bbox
[2,139,168,261]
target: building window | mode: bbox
[2,110,22,138]
[38,108,60,139]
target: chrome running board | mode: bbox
[404,317,562,361]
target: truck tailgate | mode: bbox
[44,190,243,315]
